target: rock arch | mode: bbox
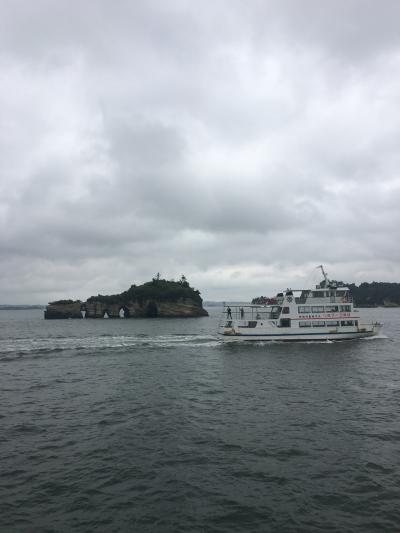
[119,306,130,318]
[146,301,158,317]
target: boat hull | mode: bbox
[219,324,382,342]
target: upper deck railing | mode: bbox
[222,304,280,321]
[221,296,353,324]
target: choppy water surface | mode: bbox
[1,307,399,532]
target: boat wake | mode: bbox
[361,333,388,341]
[0,334,220,359]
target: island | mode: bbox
[44,275,208,319]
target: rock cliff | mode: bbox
[44,279,208,319]
[44,300,83,319]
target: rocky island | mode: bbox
[44,276,208,319]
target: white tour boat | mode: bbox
[219,266,382,342]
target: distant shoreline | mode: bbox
[1,303,399,311]
[0,305,45,310]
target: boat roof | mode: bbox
[281,286,350,293]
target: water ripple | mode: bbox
[1,308,400,532]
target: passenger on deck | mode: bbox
[227,307,232,319]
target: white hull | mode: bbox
[219,325,381,342]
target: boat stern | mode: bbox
[218,321,237,337]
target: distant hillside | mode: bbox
[251,296,277,305]
[347,282,400,307]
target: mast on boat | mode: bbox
[317,265,329,286]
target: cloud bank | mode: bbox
[1,0,400,302]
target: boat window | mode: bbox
[282,307,290,314]
[340,305,351,312]
[312,291,324,297]
[298,306,311,313]
[326,321,339,327]
[248,321,257,328]
[336,290,345,297]
[325,305,339,312]
[355,320,358,326]
[280,318,291,327]
[312,321,325,327]
[299,321,311,327]
[311,306,324,313]
[341,320,354,326]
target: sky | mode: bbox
[1,0,400,303]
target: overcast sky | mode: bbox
[1,0,400,303]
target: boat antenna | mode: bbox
[317,265,329,286]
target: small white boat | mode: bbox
[218,266,382,342]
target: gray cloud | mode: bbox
[1,0,400,303]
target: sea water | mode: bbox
[0,307,399,532]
